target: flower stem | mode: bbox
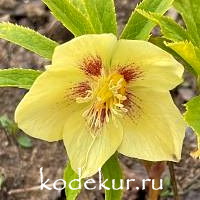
[143,161,166,200]
[168,162,179,200]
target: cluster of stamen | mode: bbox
[76,73,128,131]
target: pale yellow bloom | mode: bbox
[15,34,186,178]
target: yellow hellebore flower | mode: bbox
[15,34,186,178]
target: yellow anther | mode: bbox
[79,72,128,130]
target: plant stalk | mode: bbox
[144,161,166,200]
[168,162,179,200]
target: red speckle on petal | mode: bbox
[81,56,102,77]
[118,64,143,83]
[123,91,142,121]
[71,82,91,98]
[100,108,107,124]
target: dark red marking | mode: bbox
[118,64,143,83]
[100,108,107,124]
[84,106,111,131]
[71,82,91,98]
[123,91,142,120]
[81,56,102,77]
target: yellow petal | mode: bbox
[63,110,123,178]
[118,88,186,162]
[111,40,184,90]
[15,67,86,142]
[52,34,117,77]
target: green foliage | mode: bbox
[0,115,18,134]
[173,0,200,46]
[0,115,32,148]
[0,23,58,59]
[64,163,82,200]
[83,0,102,33]
[137,10,190,42]
[102,153,123,200]
[137,5,200,75]
[120,0,174,40]
[0,68,42,89]
[17,135,33,148]
[42,0,94,36]
[137,0,200,47]
[184,96,200,141]
[83,0,117,34]
[160,176,173,197]
[70,0,87,15]
[170,1,200,74]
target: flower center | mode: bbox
[80,73,128,131]
[96,73,127,104]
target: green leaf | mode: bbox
[42,0,94,36]
[83,0,117,34]
[17,135,33,148]
[160,176,173,197]
[166,41,200,74]
[137,10,190,42]
[70,0,87,15]
[173,0,200,46]
[102,153,123,200]
[121,0,174,40]
[0,68,42,89]
[184,96,200,148]
[0,22,58,59]
[0,115,18,134]
[184,96,200,131]
[64,162,82,200]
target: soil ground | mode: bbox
[0,0,200,200]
